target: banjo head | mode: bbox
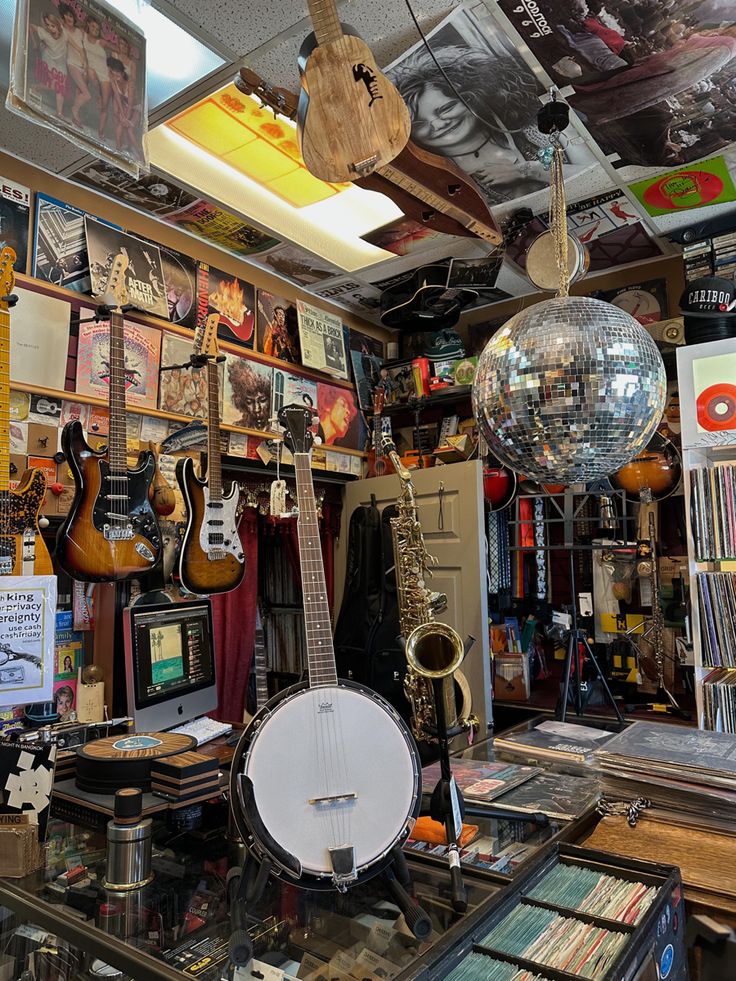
[235,682,420,884]
[525,230,589,292]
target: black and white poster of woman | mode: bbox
[385,4,596,208]
[8,0,147,175]
[498,0,736,168]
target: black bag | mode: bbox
[334,502,410,722]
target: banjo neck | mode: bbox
[293,451,338,688]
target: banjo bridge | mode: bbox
[308,792,357,806]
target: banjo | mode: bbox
[230,404,421,891]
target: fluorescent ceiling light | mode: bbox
[149,84,402,271]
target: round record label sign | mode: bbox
[660,943,674,979]
[112,735,163,752]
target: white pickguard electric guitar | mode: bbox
[176,314,244,595]
[229,404,421,891]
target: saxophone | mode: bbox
[385,440,473,740]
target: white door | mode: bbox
[336,460,492,734]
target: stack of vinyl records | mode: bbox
[594,721,736,831]
[493,718,619,765]
[697,571,736,667]
[150,752,220,804]
[689,465,736,562]
[54,751,76,783]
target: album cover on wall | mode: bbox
[197,264,255,350]
[592,279,668,326]
[272,369,317,419]
[222,355,273,431]
[158,332,210,419]
[158,245,197,329]
[10,286,70,390]
[34,194,117,292]
[316,382,361,450]
[256,289,300,364]
[349,328,383,412]
[76,313,161,410]
[0,178,30,272]
[297,300,348,380]
[85,217,169,319]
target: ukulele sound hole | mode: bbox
[421,210,436,223]
[447,183,462,196]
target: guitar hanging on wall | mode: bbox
[176,314,245,595]
[296,0,411,182]
[236,68,501,245]
[366,385,395,478]
[0,247,52,576]
[230,404,421,892]
[56,253,162,582]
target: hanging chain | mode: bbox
[549,141,570,298]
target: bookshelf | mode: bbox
[678,337,736,730]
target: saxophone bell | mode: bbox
[405,621,465,680]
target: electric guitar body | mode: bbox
[297,10,410,182]
[0,468,53,575]
[56,421,161,582]
[176,456,244,596]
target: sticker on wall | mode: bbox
[629,156,736,217]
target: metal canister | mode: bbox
[103,818,153,891]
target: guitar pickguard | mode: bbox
[91,459,159,547]
[0,474,47,575]
[198,485,243,562]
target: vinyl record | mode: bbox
[696,383,736,431]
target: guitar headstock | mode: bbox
[194,313,221,359]
[102,250,130,309]
[0,247,17,308]
[235,67,298,120]
[279,404,315,455]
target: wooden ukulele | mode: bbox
[56,254,162,582]
[236,67,500,244]
[297,0,410,182]
[0,247,52,575]
[176,314,245,595]
[366,386,395,478]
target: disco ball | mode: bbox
[472,295,667,484]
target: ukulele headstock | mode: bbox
[372,385,386,415]
[0,247,16,309]
[279,404,315,455]
[101,250,130,310]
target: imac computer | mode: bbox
[123,600,218,733]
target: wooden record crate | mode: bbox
[396,843,687,981]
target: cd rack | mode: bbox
[396,843,687,981]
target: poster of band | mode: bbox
[496,0,736,168]
[8,0,148,175]
[384,3,596,208]
[76,311,161,409]
[296,300,348,380]
[85,217,170,319]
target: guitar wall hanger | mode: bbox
[159,352,226,374]
[1,293,17,308]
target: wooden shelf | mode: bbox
[14,271,358,393]
[381,385,473,417]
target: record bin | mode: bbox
[395,843,687,981]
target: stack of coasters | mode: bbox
[150,752,220,804]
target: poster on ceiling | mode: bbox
[8,0,148,175]
[629,156,736,216]
[496,0,736,168]
[85,217,170,319]
[165,200,278,257]
[384,3,597,208]
[71,161,198,217]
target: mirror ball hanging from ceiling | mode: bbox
[471,294,668,484]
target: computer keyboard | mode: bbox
[170,716,233,747]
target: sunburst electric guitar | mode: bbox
[176,314,244,595]
[297,0,410,182]
[0,247,52,575]
[56,254,162,582]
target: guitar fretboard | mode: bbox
[307,0,343,44]
[0,307,10,493]
[207,361,222,502]
[107,310,128,478]
[293,452,337,688]
[254,611,269,712]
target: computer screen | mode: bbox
[123,600,218,732]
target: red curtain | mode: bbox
[210,507,258,723]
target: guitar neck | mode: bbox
[107,310,128,477]
[306,0,343,44]
[293,452,337,688]
[0,307,9,494]
[253,610,269,711]
[207,361,222,502]
[377,162,499,245]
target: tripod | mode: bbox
[558,551,624,724]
